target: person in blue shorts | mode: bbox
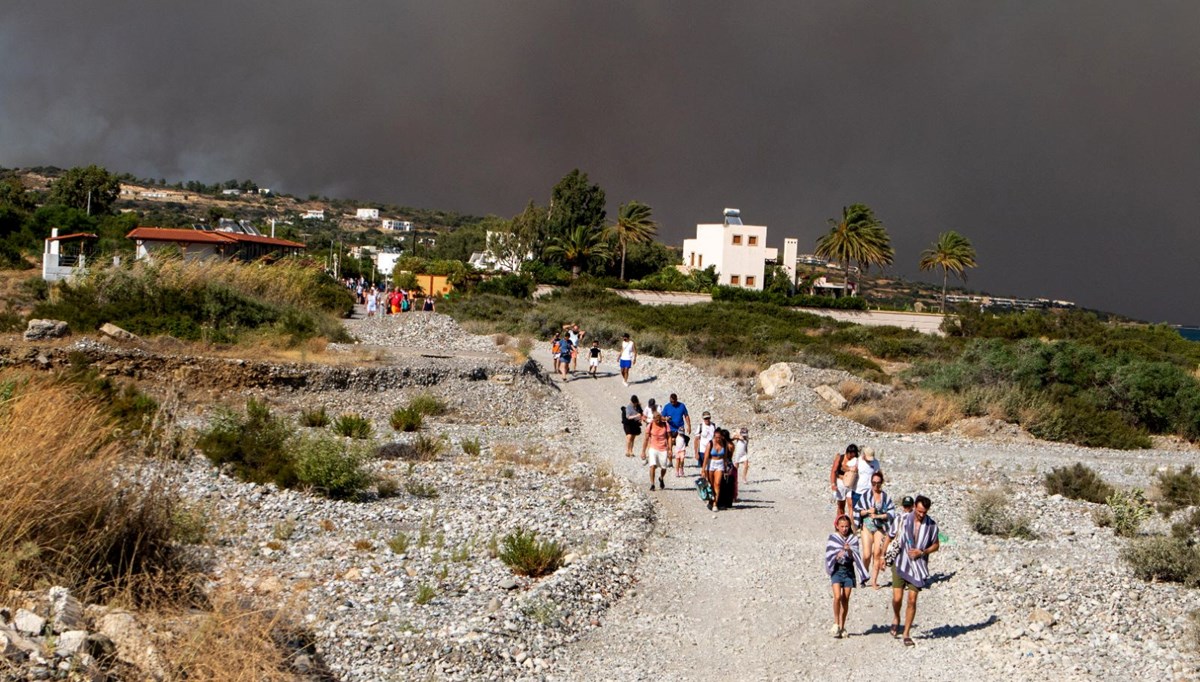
[825,514,867,639]
[618,333,636,386]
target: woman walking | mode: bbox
[702,428,731,512]
[825,514,867,639]
[622,395,645,458]
[732,427,750,498]
[854,471,895,588]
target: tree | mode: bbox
[814,204,894,294]
[919,230,978,312]
[543,224,611,279]
[0,178,36,212]
[47,165,120,215]
[488,201,545,272]
[608,200,658,281]
[548,169,606,240]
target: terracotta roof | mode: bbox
[126,227,236,244]
[217,232,306,248]
[46,232,98,242]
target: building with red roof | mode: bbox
[126,226,306,262]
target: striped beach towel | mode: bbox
[854,489,895,529]
[893,513,939,589]
[824,532,868,586]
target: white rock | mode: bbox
[756,363,794,396]
[14,609,45,636]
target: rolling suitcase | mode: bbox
[716,465,738,509]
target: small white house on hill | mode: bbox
[681,208,774,290]
[356,208,380,220]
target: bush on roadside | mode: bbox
[197,398,297,488]
[1108,489,1153,537]
[967,490,1036,539]
[390,406,423,432]
[1156,465,1200,516]
[1121,535,1200,586]
[461,437,482,457]
[291,433,373,501]
[408,393,448,416]
[299,406,330,428]
[498,528,564,577]
[1043,463,1115,504]
[332,413,372,439]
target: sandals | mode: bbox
[903,637,915,647]
[889,624,898,638]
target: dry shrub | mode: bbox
[493,332,511,346]
[841,390,961,433]
[837,380,885,406]
[163,591,318,681]
[711,357,762,379]
[0,375,191,605]
[492,442,564,473]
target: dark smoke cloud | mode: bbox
[4,1,1199,322]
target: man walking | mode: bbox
[694,410,716,469]
[618,333,636,386]
[659,393,691,462]
[890,495,939,647]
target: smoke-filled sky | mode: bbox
[4,2,1199,323]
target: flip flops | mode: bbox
[889,624,898,638]
[903,637,915,647]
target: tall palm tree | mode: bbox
[919,231,978,312]
[814,204,894,295]
[543,225,612,279]
[609,201,658,281]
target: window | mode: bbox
[689,252,695,267]
[732,234,742,245]
[748,235,758,246]
[698,254,703,267]
[730,275,740,285]
[745,276,756,287]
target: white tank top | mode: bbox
[620,340,635,361]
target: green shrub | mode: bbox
[408,393,448,416]
[299,406,330,428]
[1025,396,1151,450]
[376,477,400,498]
[63,352,158,432]
[1156,465,1200,516]
[170,504,210,545]
[1171,509,1200,540]
[1108,489,1153,537]
[967,490,1036,539]
[291,434,372,500]
[498,528,564,577]
[1121,536,1200,586]
[413,434,446,460]
[461,437,482,457]
[475,273,536,298]
[404,480,439,499]
[197,399,297,488]
[415,584,437,605]
[332,413,372,439]
[1043,463,1115,504]
[390,406,423,432]
[387,532,411,554]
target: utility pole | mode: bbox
[86,189,92,216]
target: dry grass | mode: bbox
[150,257,328,313]
[710,357,763,379]
[842,389,962,433]
[837,380,886,406]
[491,442,568,473]
[0,373,192,605]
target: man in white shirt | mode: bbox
[694,410,716,469]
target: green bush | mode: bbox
[299,406,330,428]
[461,437,482,457]
[376,435,444,461]
[414,584,437,605]
[387,532,411,554]
[1121,536,1200,586]
[291,434,372,500]
[404,480,439,499]
[390,406,423,432]
[1156,465,1200,516]
[197,399,297,488]
[498,528,564,577]
[475,273,536,298]
[63,352,158,432]
[408,393,448,416]
[1043,463,1115,504]
[967,490,1036,539]
[332,413,372,439]
[1108,489,1153,537]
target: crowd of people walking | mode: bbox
[342,277,436,316]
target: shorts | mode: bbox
[619,359,632,369]
[732,449,749,465]
[559,354,572,364]
[623,420,641,436]
[646,448,670,468]
[589,357,600,367]
[831,562,856,588]
[707,458,725,472]
[891,567,921,592]
[834,482,851,501]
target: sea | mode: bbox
[1177,327,1200,342]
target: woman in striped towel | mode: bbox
[854,471,896,589]
[824,514,867,639]
[890,495,940,646]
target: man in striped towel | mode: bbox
[825,514,868,639]
[890,495,939,646]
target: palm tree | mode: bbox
[919,231,978,312]
[608,201,658,281]
[543,225,612,279]
[814,204,894,295]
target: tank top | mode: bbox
[620,340,634,361]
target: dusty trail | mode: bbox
[550,363,986,681]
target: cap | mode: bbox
[901,495,915,507]
[702,411,711,418]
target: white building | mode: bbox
[681,208,775,290]
[356,208,380,220]
[382,219,413,231]
[221,189,242,196]
[467,230,534,272]
[302,209,325,220]
[375,250,403,277]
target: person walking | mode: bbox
[854,471,895,589]
[587,340,602,378]
[564,323,585,372]
[732,427,750,498]
[557,334,574,381]
[642,403,671,491]
[659,393,691,463]
[366,287,378,318]
[829,444,858,519]
[825,514,867,639]
[853,446,882,514]
[618,333,637,386]
[622,395,645,458]
[550,332,563,375]
[701,428,731,512]
[694,410,716,470]
[891,495,940,646]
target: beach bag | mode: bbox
[695,477,713,501]
[884,535,902,567]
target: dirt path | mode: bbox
[550,364,988,681]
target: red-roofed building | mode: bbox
[126,226,306,262]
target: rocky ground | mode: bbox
[3,310,1199,681]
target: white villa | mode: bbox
[681,209,777,290]
[302,209,325,220]
[356,208,380,220]
[382,219,413,231]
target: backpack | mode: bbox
[620,405,627,424]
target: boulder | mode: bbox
[48,587,84,633]
[23,319,69,341]
[96,611,168,681]
[13,609,45,636]
[756,362,794,396]
[98,323,139,343]
[54,630,88,657]
[815,385,848,410]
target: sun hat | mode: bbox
[862,446,875,460]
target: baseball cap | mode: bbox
[901,495,914,507]
[702,411,711,418]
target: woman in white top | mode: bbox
[618,333,636,387]
[365,287,378,318]
[732,427,750,498]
